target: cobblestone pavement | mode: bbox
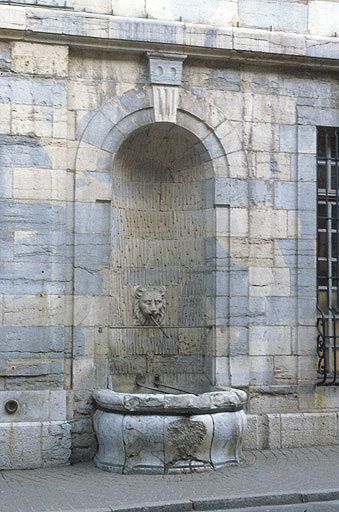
[0,446,338,512]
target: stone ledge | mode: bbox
[0,6,338,69]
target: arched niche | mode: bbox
[108,122,216,393]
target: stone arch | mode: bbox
[74,86,248,178]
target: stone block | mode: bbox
[0,231,13,261]
[73,264,106,295]
[13,168,67,201]
[274,181,296,209]
[0,6,26,30]
[249,207,287,239]
[0,422,42,469]
[274,239,297,268]
[215,207,230,237]
[0,390,67,422]
[230,355,249,386]
[266,297,297,325]
[230,208,248,237]
[14,230,70,263]
[296,154,316,182]
[248,388,299,414]
[243,414,261,449]
[306,37,339,59]
[72,357,96,389]
[229,326,248,356]
[37,0,72,6]
[230,268,249,297]
[227,150,249,179]
[0,199,67,232]
[11,42,68,77]
[279,125,297,153]
[251,122,277,151]
[12,78,67,107]
[72,0,112,14]
[112,0,145,17]
[280,413,338,448]
[0,103,10,134]
[297,106,339,127]
[309,1,339,37]
[0,167,12,198]
[0,41,11,71]
[255,152,291,181]
[297,355,317,383]
[298,297,317,326]
[267,413,281,449]
[274,355,297,383]
[298,210,316,238]
[297,125,316,154]
[77,111,114,148]
[12,104,54,138]
[248,239,273,267]
[293,268,316,297]
[238,0,307,32]
[75,202,111,234]
[249,326,292,356]
[0,326,65,358]
[148,0,237,26]
[25,10,109,39]
[250,356,274,385]
[74,296,110,328]
[0,136,52,168]
[0,260,72,295]
[207,69,241,92]
[74,233,110,265]
[245,93,296,124]
[295,326,317,356]
[0,420,71,470]
[249,180,272,206]
[41,421,71,466]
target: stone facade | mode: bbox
[0,1,339,468]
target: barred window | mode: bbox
[317,127,339,385]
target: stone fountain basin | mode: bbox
[93,388,247,474]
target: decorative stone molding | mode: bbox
[147,53,186,123]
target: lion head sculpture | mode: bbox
[134,286,166,326]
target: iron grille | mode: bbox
[317,127,339,385]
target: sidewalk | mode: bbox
[0,445,338,512]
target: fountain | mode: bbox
[92,122,247,473]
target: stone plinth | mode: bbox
[93,388,247,474]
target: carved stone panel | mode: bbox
[152,85,179,123]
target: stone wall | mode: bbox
[1,0,337,37]
[0,1,338,467]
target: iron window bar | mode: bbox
[317,127,339,385]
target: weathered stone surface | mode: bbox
[239,0,308,33]
[93,389,246,473]
[0,420,71,469]
[11,42,68,76]
[0,390,67,422]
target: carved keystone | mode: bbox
[147,52,186,123]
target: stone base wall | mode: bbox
[0,421,71,469]
[245,411,339,450]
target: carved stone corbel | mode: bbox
[147,52,186,123]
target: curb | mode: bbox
[52,490,339,512]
